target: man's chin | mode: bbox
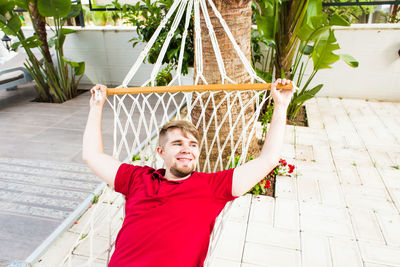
[170,166,195,178]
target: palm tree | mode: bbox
[191,0,259,172]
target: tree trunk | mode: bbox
[191,0,259,172]
[28,2,53,67]
[274,0,302,80]
[391,4,398,23]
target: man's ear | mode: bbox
[156,146,163,157]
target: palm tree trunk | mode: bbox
[28,2,53,67]
[390,4,398,23]
[191,0,259,172]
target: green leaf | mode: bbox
[310,15,324,29]
[37,0,71,18]
[131,41,139,48]
[297,22,331,44]
[303,45,313,55]
[255,0,277,42]
[131,154,141,161]
[62,28,76,35]
[304,0,322,25]
[293,84,323,105]
[0,13,21,35]
[13,0,29,10]
[21,35,42,48]
[74,61,85,76]
[329,13,350,27]
[55,30,66,49]
[0,1,15,16]
[8,13,22,32]
[340,54,359,68]
[63,57,85,75]
[62,56,79,67]
[311,25,331,41]
[255,67,272,83]
[66,4,81,20]
[297,23,314,42]
[312,30,340,70]
[11,41,20,50]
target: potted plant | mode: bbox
[0,0,85,103]
[252,0,359,123]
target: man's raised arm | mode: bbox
[82,84,121,188]
[232,79,295,197]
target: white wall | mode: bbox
[309,24,400,101]
[22,26,172,87]
[63,26,152,86]
[20,24,400,100]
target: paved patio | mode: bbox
[1,84,400,266]
[0,84,110,266]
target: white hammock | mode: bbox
[53,0,288,266]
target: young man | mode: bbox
[82,79,295,266]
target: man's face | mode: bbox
[157,128,200,179]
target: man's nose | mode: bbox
[180,144,191,153]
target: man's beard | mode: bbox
[170,165,195,178]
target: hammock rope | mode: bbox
[58,0,293,266]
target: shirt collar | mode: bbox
[152,168,195,184]
[152,168,166,180]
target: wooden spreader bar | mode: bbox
[106,83,293,95]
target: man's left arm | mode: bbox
[232,79,295,197]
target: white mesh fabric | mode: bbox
[59,89,269,266]
[57,0,272,265]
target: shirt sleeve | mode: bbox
[207,168,238,202]
[114,163,142,196]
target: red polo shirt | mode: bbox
[108,163,237,267]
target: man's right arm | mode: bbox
[82,84,121,188]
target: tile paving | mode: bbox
[1,84,400,266]
[0,85,106,266]
[35,96,400,267]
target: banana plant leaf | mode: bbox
[12,35,42,50]
[66,4,81,20]
[13,0,28,10]
[63,57,85,76]
[312,30,340,70]
[292,84,323,105]
[329,13,350,26]
[304,0,322,23]
[340,54,359,68]
[0,1,15,16]
[38,0,71,18]
[254,0,278,42]
[0,13,21,36]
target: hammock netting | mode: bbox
[49,0,277,265]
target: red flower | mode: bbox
[265,180,271,189]
[279,159,287,167]
[288,164,295,174]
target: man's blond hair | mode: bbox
[159,120,200,146]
